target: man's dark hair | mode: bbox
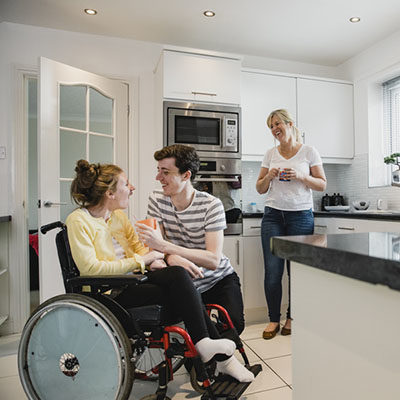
[154,145,200,181]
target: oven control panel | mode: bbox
[198,158,241,175]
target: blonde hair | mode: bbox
[70,159,123,207]
[266,109,302,143]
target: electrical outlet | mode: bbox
[0,146,6,159]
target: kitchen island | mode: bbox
[272,232,400,400]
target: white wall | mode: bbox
[338,28,400,156]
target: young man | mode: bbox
[137,144,245,334]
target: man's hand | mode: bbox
[135,222,166,252]
[166,254,204,279]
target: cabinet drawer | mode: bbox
[243,218,262,236]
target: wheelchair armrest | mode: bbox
[66,273,148,289]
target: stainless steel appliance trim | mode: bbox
[198,157,242,175]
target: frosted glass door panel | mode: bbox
[89,88,113,135]
[60,181,76,222]
[60,85,86,130]
[90,135,113,164]
[60,130,86,178]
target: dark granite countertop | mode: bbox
[243,211,400,221]
[272,232,400,292]
[0,215,11,223]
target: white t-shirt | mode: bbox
[261,145,322,211]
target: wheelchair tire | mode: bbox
[18,293,134,400]
[133,331,185,381]
[140,395,171,400]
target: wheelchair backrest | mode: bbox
[55,227,80,292]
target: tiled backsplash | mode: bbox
[243,154,400,212]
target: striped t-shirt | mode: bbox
[147,190,234,293]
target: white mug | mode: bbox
[377,199,388,210]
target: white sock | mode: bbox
[195,337,236,363]
[216,356,255,383]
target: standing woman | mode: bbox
[256,109,326,340]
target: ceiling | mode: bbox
[1,0,400,66]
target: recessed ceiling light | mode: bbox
[349,17,361,23]
[84,9,97,15]
[203,10,215,17]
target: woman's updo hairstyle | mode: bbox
[266,109,302,143]
[70,159,123,207]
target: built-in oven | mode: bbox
[193,158,242,235]
[164,101,241,159]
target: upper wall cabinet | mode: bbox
[297,78,354,161]
[241,71,296,160]
[159,50,241,105]
[241,70,354,163]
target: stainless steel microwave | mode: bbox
[164,101,241,159]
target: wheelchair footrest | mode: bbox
[202,364,262,400]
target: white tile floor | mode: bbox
[0,322,292,399]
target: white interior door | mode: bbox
[38,57,128,302]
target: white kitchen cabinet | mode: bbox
[297,78,354,160]
[223,236,244,290]
[243,217,262,237]
[315,216,400,234]
[160,50,241,105]
[314,217,337,234]
[242,236,266,311]
[241,71,296,159]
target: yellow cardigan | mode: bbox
[65,208,147,276]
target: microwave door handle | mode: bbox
[221,116,226,148]
[194,177,239,182]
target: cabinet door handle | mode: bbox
[315,224,327,228]
[338,226,355,231]
[191,91,217,97]
[250,226,260,229]
[236,240,240,265]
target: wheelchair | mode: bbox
[18,221,261,400]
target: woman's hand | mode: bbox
[282,168,306,181]
[142,250,164,266]
[166,254,204,279]
[266,167,280,180]
[135,222,166,252]
[148,259,167,271]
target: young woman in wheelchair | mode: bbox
[66,159,254,383]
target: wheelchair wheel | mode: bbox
[189,361,216,394]
[18,294,134,400]
[134,331,185,381]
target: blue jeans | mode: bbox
[261,206,314,322]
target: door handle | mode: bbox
[43,201,67,207]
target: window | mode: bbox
[383,76,400,157]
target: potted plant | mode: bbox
[384,152,400,186]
